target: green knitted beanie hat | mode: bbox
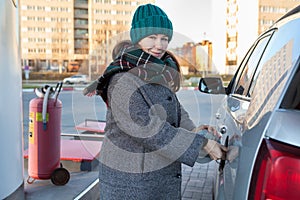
[130,4,173,44]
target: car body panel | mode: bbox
[232,111,271,200]
[267,110,300,147]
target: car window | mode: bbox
[280,65,300,110]
[246,19,300,128]
[234,34,272,97]
[225,44,254,94]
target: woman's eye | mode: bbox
[162,37,169,42]
[149,36,156,40]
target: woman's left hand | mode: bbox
[85,90,97,97]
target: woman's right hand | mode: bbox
[203,139,227,160]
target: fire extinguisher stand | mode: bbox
[27,82,70,186]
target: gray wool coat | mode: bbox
[98,72,208,200]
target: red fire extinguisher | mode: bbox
[27,82,70,186]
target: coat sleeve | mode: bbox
[179,104,196,131]
[107,73,208,167]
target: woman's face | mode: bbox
[138,34,169,59]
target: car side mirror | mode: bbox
[198,77,226,94]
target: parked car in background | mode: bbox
[63,74,88,84]
[198,5,300,199]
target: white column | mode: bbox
[0,1,24,199]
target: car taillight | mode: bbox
[249,139,300,200]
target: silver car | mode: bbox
[198,5,300,200]
[63,74,88,84]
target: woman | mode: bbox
[95,4,226,199]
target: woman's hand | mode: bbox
[193,125,221,140]
[85,90,97,97]
[203,139,227,160]
[226,145,239,163]
[83,81,98,96]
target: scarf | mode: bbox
[96,46,181,102]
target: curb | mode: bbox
[22,87,79,93]
[180,87,198,91]
[23,87,198,92]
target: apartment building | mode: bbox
[19,0,154,73]
[258,0,300,34]
[222,0,300,74]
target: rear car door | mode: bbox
[240,15,300,199]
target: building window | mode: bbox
[38,49,46,53]
[60,7,68,12]
[116,0,123,5]
[37,17,45,21]
[52,38,60,43]
[37,6,45,11]
[61,38,69,43]
[27,5,35,10]
[61,18,69,22]
[28,16,35,21]
[28,38,36,42]
[51,17,59,22]
[28,27,35,31]
[52,48,60,53]
[38,38,46,42]
[61,28,69,33]
[51,28,59,32]
[51,7,59,12]
[104,10,111,14]
[37,27,45,32]
[28,49,36,53]
[97,0,112,3]
[61,49,69,54]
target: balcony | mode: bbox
[74,49,89,54]
[74,13,88,19]
[74,43,89,49]
[74,34,88,39]
[74,3,88,9]
[74,23,88,29]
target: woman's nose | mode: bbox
[154,39,163,49]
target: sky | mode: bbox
[154,0,227,73]
[155,0,212,43]
[154,0,257,74]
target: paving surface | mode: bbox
[182,162,217,200]
[24,160,217,200]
